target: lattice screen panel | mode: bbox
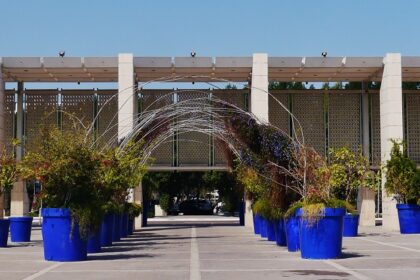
[405,92,420,163]
[213,89,247,166]
[328,91,361,152]
[97,90,118,148]
[370,92,381,165]
[141,90,174,165]
[177,90,211,166]
[61,90,94,132]
[25,90,58,151]
[4,90,15,153]
[292,91,326,155]
[269,90,290,134]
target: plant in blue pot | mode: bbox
[384,140,420,234]
[290,147,348,260]
[0,141,20,247]
[126,202,142,235]
[20,126,104,261]
[328,147,376,237]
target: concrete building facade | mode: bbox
[1,53,419,231]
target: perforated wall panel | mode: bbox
[177,90,210,166]
[97,90,118,148]
[328,91,361,152]
[370,92,381,165]
[292,91,326,155]
[405,92,420,163]
[61,90,94,132]
[25,90,58,151]
[213,89,247,166]
[141,90,174,165]
[269,90,290,134]
[4,90,15,153]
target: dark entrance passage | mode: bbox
[141,171,244,227]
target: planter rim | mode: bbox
[344,213,359,217]
[41,208,71,217]
[296,207,345,217]
[396,204,420,210]
[8,216,34,221]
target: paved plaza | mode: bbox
[0,216,419,280]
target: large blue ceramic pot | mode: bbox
[260,217,268,238]
[343,214,359,237]
[112,213,121,242]
[397,204,420,234]
[266,220,276,241]
[0,219,10,247]
[285,216,300,252]
[120,213,129,238]
[100,213,114,247]
[297,207,345,259]
[274,218,286,246]
[9,216,33,242]
[42,208,87,261]
[253,213,261,235]
[87,227,102,253]
[128,218,134,235]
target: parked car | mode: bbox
[179,199,214,215]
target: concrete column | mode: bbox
[133,182,143,229]
[380,53,403,231]
[0,65,5,218]
[245,53,269,228]
[118,53,136,141]
[11,82,30,216]
[251,53,269,123]
[357,85,376,226]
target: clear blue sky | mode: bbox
[1,0,419,57]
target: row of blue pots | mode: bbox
[0,217,34,247]
[42,208,135,262]
[253,208,360,259]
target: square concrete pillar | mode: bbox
[357,87,376,226]
[133,182,143,229]
[118,53,137,141]
[251,53,269,123]
[380,53,403,231]
[11,82,30,216]
[245,53,269,228]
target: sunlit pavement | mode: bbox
[1,216,420,280]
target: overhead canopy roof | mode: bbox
[2,56,420,83]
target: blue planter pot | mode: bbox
[260,218,268,238]
[9,217,33,242]
[0,219,10,247]
[112,213,121,242]
[343,214,359,237]
[297,207,345,259]
[397,204,420,234]
[100,213,114,247]
[274,218,287,246]
[128,218,134,235]
[120,213,129,238]
[267,220,276,241]
[285,216,300,252]
[41,208,87,262]
[253,214,261,235]
[87,227,102,253]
